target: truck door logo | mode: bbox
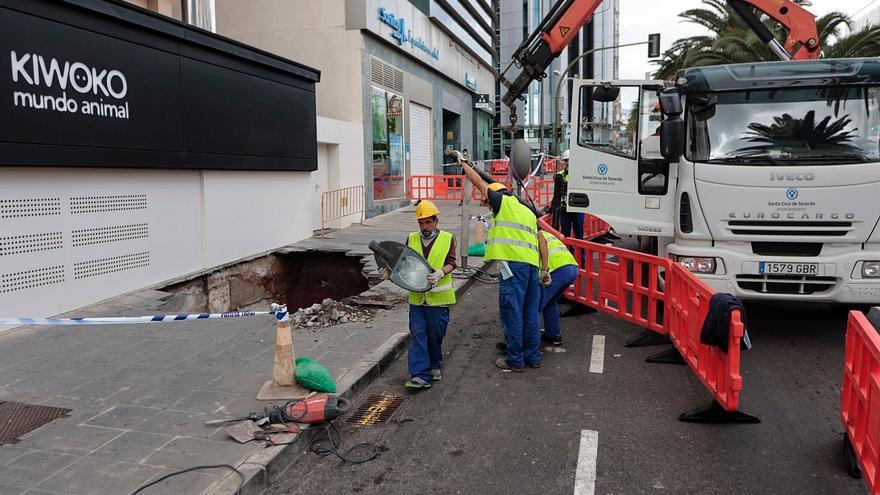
[597,163,608,176]
[786,188,799,200]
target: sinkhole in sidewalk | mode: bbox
[159,251,371,316]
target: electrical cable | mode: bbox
[852,0,880,18]
[308,422,380,463]
[130,464,244,495]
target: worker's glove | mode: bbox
[379,267,391,280]
[540,269,552,287]
[426,269,445,286]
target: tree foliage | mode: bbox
[652,1,880,80]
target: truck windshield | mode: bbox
[687,86,880,165]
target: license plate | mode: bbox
[759,262,822,276]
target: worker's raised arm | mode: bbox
[454,151,489,199]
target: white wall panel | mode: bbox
[0,167,203,317]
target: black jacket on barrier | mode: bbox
[700,293,753,352]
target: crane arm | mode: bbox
[499,0,605,127]
[729,0,820,60]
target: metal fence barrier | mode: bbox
[321,185,364,238]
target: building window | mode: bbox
[371,86,406,199]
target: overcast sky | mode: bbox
[617,0,877,79]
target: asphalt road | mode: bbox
[269,280,867,495]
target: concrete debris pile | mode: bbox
[291,298,373,328]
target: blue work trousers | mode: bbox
[408,305,450,382]
[499,261,541,368]
[559,212,585,240]
[539,264,579,338]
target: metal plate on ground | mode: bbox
[345,394,405,425]
[0,401,72,445]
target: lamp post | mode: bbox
[553,40,652,155]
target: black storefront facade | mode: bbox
[0,0,323,318]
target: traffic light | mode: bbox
[648,33,661,58]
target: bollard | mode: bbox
[256,304,310,400]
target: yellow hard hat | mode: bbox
[415,200,439,220]
[488,182,507,192]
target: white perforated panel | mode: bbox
[0,232,64,256]
[73,252,150,280]
[0,198,61,218]
[1,265,65,294]
[72,223,149,247]
[70,195,148,214]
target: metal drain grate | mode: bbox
[345,394,405,425]
[0,401,72,445]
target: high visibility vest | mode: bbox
[486,195,540,267]
[543,232,577,272]
[407,231,456,306]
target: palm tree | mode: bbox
[652,1,880,80]
[743,110,858,150]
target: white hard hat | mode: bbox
[562,149,570,161]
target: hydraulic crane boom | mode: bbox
[499,0,820,131]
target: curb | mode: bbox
[209,261,492,495]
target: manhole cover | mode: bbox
[0,401,72,445]
[345,394,405,425]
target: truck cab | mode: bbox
[567,58,880,303]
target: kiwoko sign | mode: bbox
[10,51,131,120]
[0,0,319,172]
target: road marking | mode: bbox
[574,429,599,495]
[589,335,605,373]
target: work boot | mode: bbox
[541,334,563,346]
[495,357,525,373]
[430,369,442,381]
[405,377,432,389]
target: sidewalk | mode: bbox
[0,202,489,495]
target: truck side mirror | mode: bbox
[592,84,620,103]
[658,88,684,161]
[660,118,684,161]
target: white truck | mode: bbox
[566,58,880,304]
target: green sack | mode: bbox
[295,357,337,393]
[467,243,486,257]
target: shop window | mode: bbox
[372,86,406,199]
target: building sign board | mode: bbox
[0,0,320,171]
[378,7,439,60]
[473,93,491,110]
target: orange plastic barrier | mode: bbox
[527,179,554,208]
[666,263,744,414]
[538,213,754,421]
[470,176,514,201]
[544,158,557,175]
[841,310,880,490]
[491,159,509,175]
[408,175,464,201]
[564,236,669,335]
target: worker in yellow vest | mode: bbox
[458,156,541,372]
[538,230,579,346]
[403,200,457,389]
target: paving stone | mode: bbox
[109,384,190,409]
[0,449,79,489]
[88,431,175,464]
[206,372,268,394]
[103,366,173,386]
[0,484,24,495]
[135,410,218,439]
[35,457,162,495]
[20,424,123,456]
[7,374,89,398]
[171,390,238,414]
[67,381,128,402]
[143,437,257,469]
[85,405,164,430]
[133,468,224,495]
[157,370,221,390]
[312,350,365,371]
